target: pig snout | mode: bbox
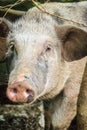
[6,81,34,103]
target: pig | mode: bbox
[0,1,87,130]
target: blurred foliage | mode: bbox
[49,0,86,1]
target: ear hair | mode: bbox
[0,18,12,62]
[0,18,12,37]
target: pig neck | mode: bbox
[41,60,70,99]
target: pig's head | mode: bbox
[0,13,87,104]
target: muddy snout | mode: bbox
[6,81,34,103]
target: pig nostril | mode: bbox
[26,89,30,94]
[18,84,21,87]
[12,88,17,94]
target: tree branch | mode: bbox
[0,0,87,27]
[32,0,87,27]
[0,8,25,16]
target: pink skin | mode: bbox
[6,81,34,103]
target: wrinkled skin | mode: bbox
[0,2,87,130]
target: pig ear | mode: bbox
[0,18,12,62]
[56,26,87,61]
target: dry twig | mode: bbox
[32,0,87,27]
[0,8,25,16]
[2,0,23,18]
[0,0,87,27]
[0,0,24,9]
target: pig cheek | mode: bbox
[33,76,46,99]
[34,62,48,96]
[39,57,60,98]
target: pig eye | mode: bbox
[41,43,53,57]
[45,45,52,53]
[9,42,14,51]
